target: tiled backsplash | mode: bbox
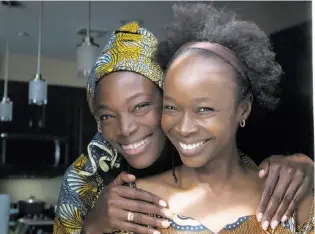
[0,177,63,205]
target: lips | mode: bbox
[121,134,153,156]
[179,140,207,150]
[175,139,210,157]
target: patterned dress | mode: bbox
[53,133,314,234]
[54,133,121,234]
[151,210,314,234]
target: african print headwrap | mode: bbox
[86,22,164,132]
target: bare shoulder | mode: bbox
[296,191,314,226]
[136,169,176,199]
[238,167,263,195]
[231,167,264,212]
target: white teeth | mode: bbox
[122,136,150,150]
[179,141,206,150]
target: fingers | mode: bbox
[106,207,161,234]
[117,210,171,229]
[103,184,171,233]
[281,176,311,222]
[258,159,270,179]
[257,165,280,222]
[116,197,173,218]
[260,170,292,230]
[119,221,161,234]
[110,172,136,186]
[269,170,305,228]
[113,185,168,207]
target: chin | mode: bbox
[125,156,159,169]
[180,156,208,168]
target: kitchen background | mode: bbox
[0,1,312,233]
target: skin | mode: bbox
[137,52,312,233]
[81,69,314,234]
[95,71,166,169]
[162,55,250,169]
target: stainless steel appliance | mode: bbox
[10,197,54,234]
[15,217,53,234]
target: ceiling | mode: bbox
[0,1,311,61]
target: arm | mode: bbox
[53,154,104,234]
[54,134,172,234]
[81,172,172,234]
[256,153,314,230]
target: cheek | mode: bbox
[100,124,116,141]
[140,106,162,128]
[161,113,176,134]
[203,113,237,138]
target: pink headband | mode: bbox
[185,42,247,79]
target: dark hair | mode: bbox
[156,2,283,111]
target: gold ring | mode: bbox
[127,212,135,222]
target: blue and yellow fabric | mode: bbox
[53,22,164,234]
[86,21,164,132]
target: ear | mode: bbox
[237,94,253,123]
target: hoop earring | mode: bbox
[240,120,246,128]
[172,152,178,184]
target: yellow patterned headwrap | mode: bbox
[86,22,164,132]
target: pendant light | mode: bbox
[76,1,100,78]
[0,3,13,122]
[28,1,47,106]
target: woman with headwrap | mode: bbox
[53,22,314,234]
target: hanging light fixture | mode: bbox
[28,1,47,106]
[0,2,13,122]
[28,2,47,128]
[76,1,100,78]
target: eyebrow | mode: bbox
[164,95,213,103]
[97,92,151,112]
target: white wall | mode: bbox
[0,53,86,87]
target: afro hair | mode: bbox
[156,2,283,111]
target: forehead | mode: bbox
[95,71,159,104]
[164,55,237,98]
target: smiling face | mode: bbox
[95,71,166,169]
[162,54,252,168]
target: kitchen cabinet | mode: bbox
[0,81,96,177]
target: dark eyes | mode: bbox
[198,107,214,112]
[163,105,177,111]
[134,102,151,111]
[163,105,214,113]
[99,102,152,121]
[99,114,113,121]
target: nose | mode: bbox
[117,113,138,137]
[175,112,198,137]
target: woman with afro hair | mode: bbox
[125,2,314,234]
[55,3,314,234]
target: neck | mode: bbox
[180,142,245,188]
[129,140,179,178]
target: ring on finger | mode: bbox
[127,212,135,222]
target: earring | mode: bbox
[240,120,246,128]
[172,152,178,184]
